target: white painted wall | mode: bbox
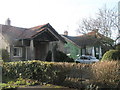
[0,33,9,49]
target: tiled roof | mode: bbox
[1,23,66,43]
[1,25,27,44]
[30,24,47,30]
[1,23,49,40]
[21,23,48,39]
[63,31,113,47]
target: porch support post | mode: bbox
[92,46,95,57]
[52,49,54,62]
[51,44,55,62]
[10,45,14,61]
[30,39,35,60]
[51,43,57,62]
[99,46,102,59]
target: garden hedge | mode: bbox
[2,61,70,85]
[2,60,120,88]
[102,50,120,61]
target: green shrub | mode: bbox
[0,49,10,62]
[1,78,40,90]
[116,44,120,51]
[46,50,74,62]
[54,50,74,62]
[46,51,52,62]
[2,60,120,89]
[102,50,120,61]
[2,61,69,85]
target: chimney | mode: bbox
[5,18,11,26]
[64,31,68,36]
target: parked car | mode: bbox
[75,55,99,64]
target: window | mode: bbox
[80,56,85,59]
[86,47,92,55]
[13,47,22,57]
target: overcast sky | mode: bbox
[0,0,119,36]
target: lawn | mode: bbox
[1,76,73,90]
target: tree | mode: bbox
[77,5,118,39]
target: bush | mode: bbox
[116,44,120,51]
[102,50,120,61]
[2,61,69,85]
[46,51,52,62]
[0,49,10,62]
[91,61,120,88]
[46,50,74,62]
[54,50,74,62]
[2,60,120,89]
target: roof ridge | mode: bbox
[30,23,49,30]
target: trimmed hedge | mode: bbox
[102,50,120,61]
[2,61,70,85]
[2,60,120,88]
[91,61,120,87]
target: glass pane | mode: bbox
[14,48,20,56]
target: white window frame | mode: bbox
[13,47,22,57]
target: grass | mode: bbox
[2,76,70,89]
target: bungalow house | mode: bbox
[0,19,66,61]
[62,30,114,59]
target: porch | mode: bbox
[80,46,102,59]
[11,26,60,61]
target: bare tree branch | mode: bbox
[77,5,118,39]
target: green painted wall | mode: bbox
[64,42,80,59]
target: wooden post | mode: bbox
[99,46,102,59]
[10,45,13,61]
[52,50,54,62]
[92,46,95,57]
[30,39,35,60]
[52,44,55,62]
[51,43,57,62]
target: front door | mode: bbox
[35,42,49,60]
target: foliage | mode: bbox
[2,61,69,85]
[102,50,120,61]
[0,83,18,90]
[2,60,120,89]
[0,49,10,62]
[85,84,99,90]
[1,77,41,90]
[46,50,74,62]
[46,51,52,62]
[54,50,74,62]
[8,77,40,86]
[116,44,120,51]
[91,61,120,88]
[62,61,120,89]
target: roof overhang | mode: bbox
[32,29,59,42]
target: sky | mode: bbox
[0,0,119,36]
